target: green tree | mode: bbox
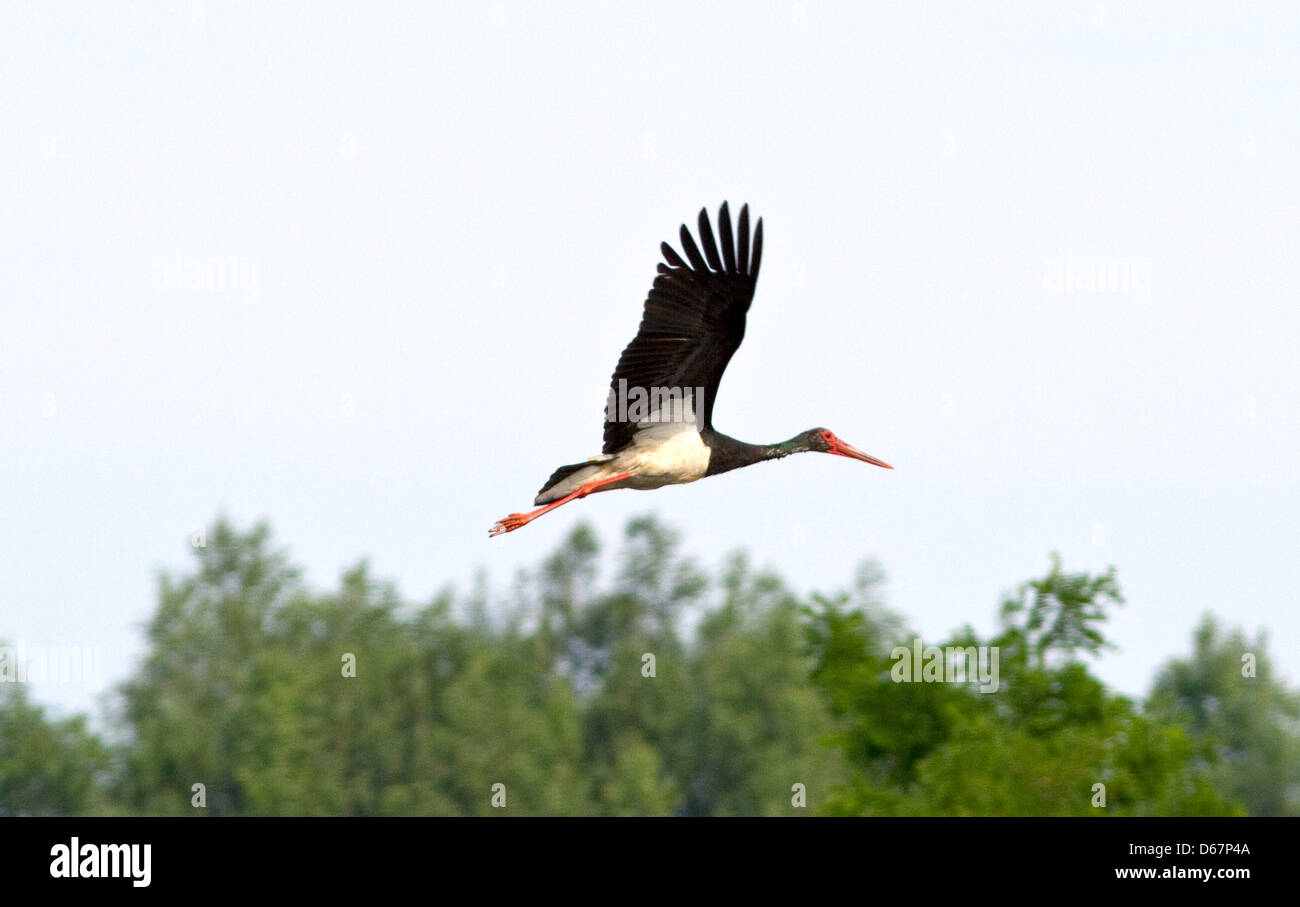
[678,552,846,815]
[3,517,1279,817]
[811,556,1243,816]
[0,683,110,816]
[115,520,594,816]
[1148,616,1300,816]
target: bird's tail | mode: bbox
[535,455,615,505]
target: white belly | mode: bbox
[615,423,712,489]
[541,394,714,501]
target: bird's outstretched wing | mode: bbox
[602,201,763,455]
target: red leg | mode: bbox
[489,472,633,537]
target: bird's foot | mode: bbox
[489,513,530,537]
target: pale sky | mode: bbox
[2,1,1297,719]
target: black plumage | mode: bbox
[602,202,762,455]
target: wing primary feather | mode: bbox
[751,217,764,278]
[697,208,723,271]
[678,223,708,271]
[718,202,736,272]
[660,242,687,269]
[737,204,750,276]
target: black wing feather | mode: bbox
[737,204,750,276]
[678,224,708,271]
[660,242,687,270]
[697,208,724,271]
[602,202,763,454]
[718,202,736,272]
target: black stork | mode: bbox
[490,202,892,537]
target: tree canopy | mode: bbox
[1,516,1292,816]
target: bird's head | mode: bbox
[804,428,893,469]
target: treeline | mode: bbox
[1,516,1296,816]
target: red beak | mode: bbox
[828,438,893,469]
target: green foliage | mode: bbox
[809,557,1244,816]
[0,519,1292,816]
[0,682,110,816]
[1147,616,1300,816]
[998,552,1122,667]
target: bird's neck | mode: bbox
[704,431,810,476]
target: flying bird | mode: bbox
[490,202,892,537]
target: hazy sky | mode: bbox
[3,1,1297,719]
